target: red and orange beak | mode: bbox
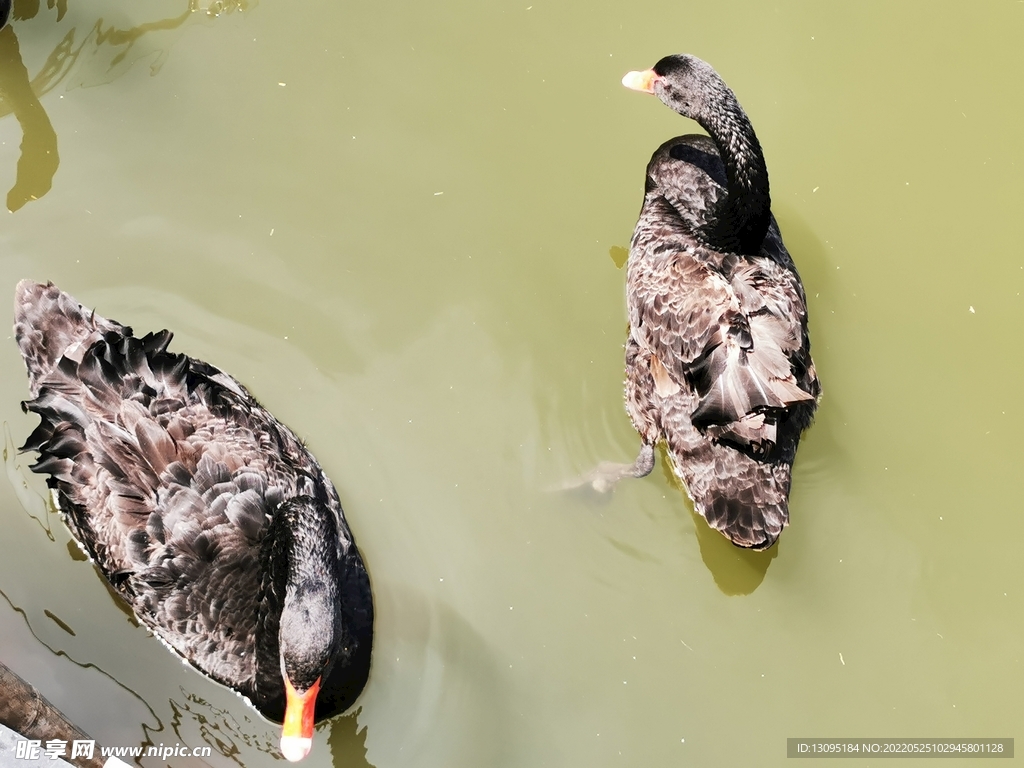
[621,68,660,94]
[280,675,321,762]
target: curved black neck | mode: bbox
[253,497,340,718]
[694,91,771,255]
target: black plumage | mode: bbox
[605,54,821,550]
[13,281,372,761]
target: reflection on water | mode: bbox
[42,608,76,636]
[0,23,58,211]
[691,508,777,595]
[608,245,628,269]
[654,450,776,594]
[327,715,372,768]
[11,0,67,24]
[0,586,165,756]
[167,689,278,768]
[0,0,251,211]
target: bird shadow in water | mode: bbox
[608,245,629,269]
[0,0,252,211]
[0,15,61,211]
[657,450,777,595]
[327,713,372,768]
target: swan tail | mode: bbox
[14,280,124,398]
[700,489,788,551]
[666,436,792,550]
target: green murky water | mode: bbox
[1,1,1022,766]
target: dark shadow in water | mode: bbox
[326,711,373,768]
[43,607,76,636]
[691,506,778,595]
[608,245,629,269]
[12,0,66,24]
[93,5,192,66]
[0,15,60,211]
[658,449,777,595]
[0,0,251,211]
[94,562,144,627]
[65,539,87,560]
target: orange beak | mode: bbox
[621,68,660,94]
[280,675,321,762]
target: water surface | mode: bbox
[1,1,1022,765]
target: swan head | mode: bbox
[622,54,726,122]
[275,497,345,761]
[278,581,338,761]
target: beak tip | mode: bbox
[281,736,313,762]
[622,69,657,93]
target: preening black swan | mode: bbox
[587,54,820,549]
[13,281,373,762]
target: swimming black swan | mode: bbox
[13,281,373,761]
[585,54,820,550]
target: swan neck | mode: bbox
[281,499,340,592]
[254,497,340,707]
[694,88,771,254]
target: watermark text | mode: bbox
[15,739,213,761]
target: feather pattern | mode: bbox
[620,55,820,549]
[13,281,373,733]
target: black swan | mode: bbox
[13,281,373,761]
[584,54,820,549]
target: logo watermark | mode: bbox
[14,739,213,761]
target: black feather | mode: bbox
[621,55,821,549]
[12,280,373,735]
